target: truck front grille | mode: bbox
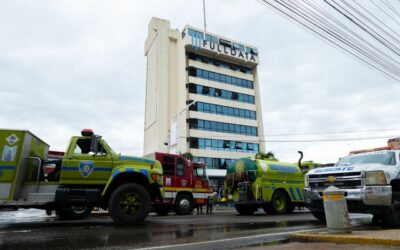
[308,171,362,190]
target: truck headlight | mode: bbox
[304,175,309,188]
[365,170,387,185]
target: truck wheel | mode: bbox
[262,204,274,214]
[271,190,288,214]
[57,204,91,220]
[153,204,171,216]
[108,183,151,226]
[287,203,296,213]
[311,211,326,223]
[173,194,194,215]
[235,204,257,215]
[380,206,400,227]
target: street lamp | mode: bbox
[169,100,198,154]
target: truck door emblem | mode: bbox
[6,134,19,145]
[181,180,187,187]
[79,161,94,177]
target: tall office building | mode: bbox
[144,17,265,185]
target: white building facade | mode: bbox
[144,17,265,184]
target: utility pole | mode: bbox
[203,0,207,41]
[169,100,198,154]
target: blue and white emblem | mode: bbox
[79,161,94,177]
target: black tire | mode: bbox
[173,194,194,215]
[262,204,275,214]
[380,206,400,227]
[271,190,289,214]
[57,203,91,220]
[235,204,257,215]
[153,204,171,216]
[371,214,383,225]
[108,183,151,226]
[287,203,296,213]
[311,210,326,223]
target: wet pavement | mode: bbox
[0,207,373,250]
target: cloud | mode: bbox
[0,1,398,164]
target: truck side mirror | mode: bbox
[90,135,101,154]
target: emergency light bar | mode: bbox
[350,146,393,155]
[81,129,94,136]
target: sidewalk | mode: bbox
[288,228,400,248]
[244,228,400,250]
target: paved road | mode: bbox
[0,207,371,250]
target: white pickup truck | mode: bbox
[304,147,400,226]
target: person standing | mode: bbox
[206,192,217,214]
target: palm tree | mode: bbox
[181,152,193,160]
[255,151,278,161]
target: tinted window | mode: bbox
[162,156,175,175]
[74,139,92,154]
[177,158,185,176]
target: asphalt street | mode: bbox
[0,207,372,250]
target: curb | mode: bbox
[291,232,400,247]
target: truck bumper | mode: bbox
[304,186,392,213]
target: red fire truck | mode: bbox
[43,150,65,177]
[148,152,213,215]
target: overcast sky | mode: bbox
[1,0,399,164]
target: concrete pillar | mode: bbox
[323,185,351,234]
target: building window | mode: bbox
[192,157,234,169]
[190,101,256,120]
[188,67,253,89]
[188,118,257,136]
[190,138,259,153]
[188,53,253,75]
[188,83,255,104]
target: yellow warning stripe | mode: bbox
[323,194,344,201]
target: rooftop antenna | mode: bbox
[203,0,207,41]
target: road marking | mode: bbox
[138,227,324,250]
[0,230,31,234]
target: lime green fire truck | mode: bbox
[0,129,164,225]
[224,152,319,215]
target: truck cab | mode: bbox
[304,143,400,226]
[148,152,212,215]
[0,129,164,225]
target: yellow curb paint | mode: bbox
[291,233,400,246]
[323,194,343,201]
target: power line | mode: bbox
[263,128,400,137]
[256,0,400,85]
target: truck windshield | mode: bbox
[102,140,116,154]
[195,167,206,178]
[337,152,396,166]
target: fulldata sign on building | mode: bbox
[188,34,259,64]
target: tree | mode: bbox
[255,151,278,161]
[181,152,193,160]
